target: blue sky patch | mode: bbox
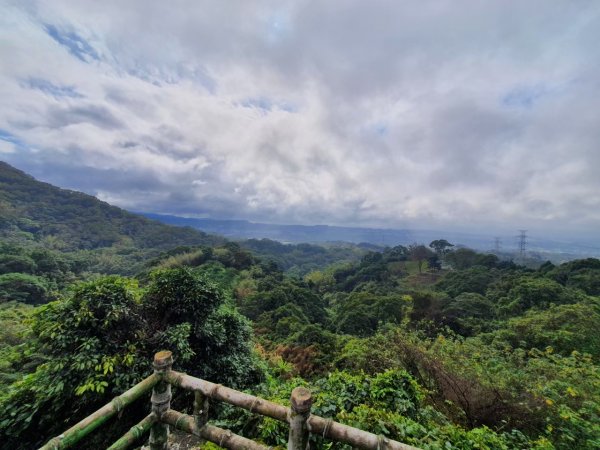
[502,84,547,108]
[240,97,297,113]
[44,24,99,62]
[0,129,29,151]
[241,97,273,111]
[0,129,19,143]
[25,78,83,98]
[374,123,388,136]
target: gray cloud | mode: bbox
[45,104,123,129]
[0,0,599,238]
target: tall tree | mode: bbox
[429,239,454,256]
[409,244,434,274]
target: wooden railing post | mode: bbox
[194,390,209,429]
[288,387,313,450]
[149,351,173,450]
[41,351,421,450]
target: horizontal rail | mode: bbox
[39,374,159,450]
[106,413,156,450]
[167,370,289,422]
[38,351,421,450]
[162,409,272,450]
[307,415,419,450]
[167,370,420,450]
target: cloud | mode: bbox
[0,0,599,239]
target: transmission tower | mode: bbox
[516,230,527,257]
[494,237,501,253]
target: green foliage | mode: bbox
[0,302,40,388]
[0,268,261,448]
[430,239,454,255]
[546,258,600,295]
[333,292,412,336]
[0,302,33,349]
[444,249,500,270]
[491,276,585,317]
[335,328,600,449]
[240,279,326,326]
[242,239,365,276]
[329,250,402,292]
[409,244,435,274]
[1,189,599,450]
[0,161,222,251]
[0,272,52,304]
[487,300,600,358]
[442,293,496,335]
[436,266,498,298]
[409,290,451,324]
[0,254,37,274]
[218,364,548,450]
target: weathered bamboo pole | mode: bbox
[39,374,158,450]
[288,387,312,450]
[162,409,272,450]
[193,390,209,428]
[106,414,156,450]
[166,370,288,422]
[148,351,173,450]
[306,415,420,450]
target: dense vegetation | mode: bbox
[0,161,223,251]
[240,238,366,277]
[0,163,599,449]
[0,268,260,448]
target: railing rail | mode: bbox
[39,351,421,450]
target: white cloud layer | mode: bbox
[1,0,599,237]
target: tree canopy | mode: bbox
[0,268,260,449]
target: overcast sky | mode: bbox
[1,0,599,237]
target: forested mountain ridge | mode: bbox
[0,162,366,304]
[0,160,599,449]
[0,161,223,251]
[3,237,599,449]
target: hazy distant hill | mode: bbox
[143,213,600,260]
[0,161,223,250]
[142,212,414,245]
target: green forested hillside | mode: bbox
[241,238,366,276]
[0,161,222,251]
[0,163,599,449]
[2,239,598,449]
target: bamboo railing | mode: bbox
[39,351,421,450]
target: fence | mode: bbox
[40,351,421,450]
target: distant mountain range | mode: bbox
[141,213,412,245]
[1,160,597,260]
[142,213,600,259]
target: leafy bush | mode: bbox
[0,268,261,448]
[436,266,498,297]
[333,292,412,336]
[215,365,549,450]
[488,300,600,358]
[0,273,52,304]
